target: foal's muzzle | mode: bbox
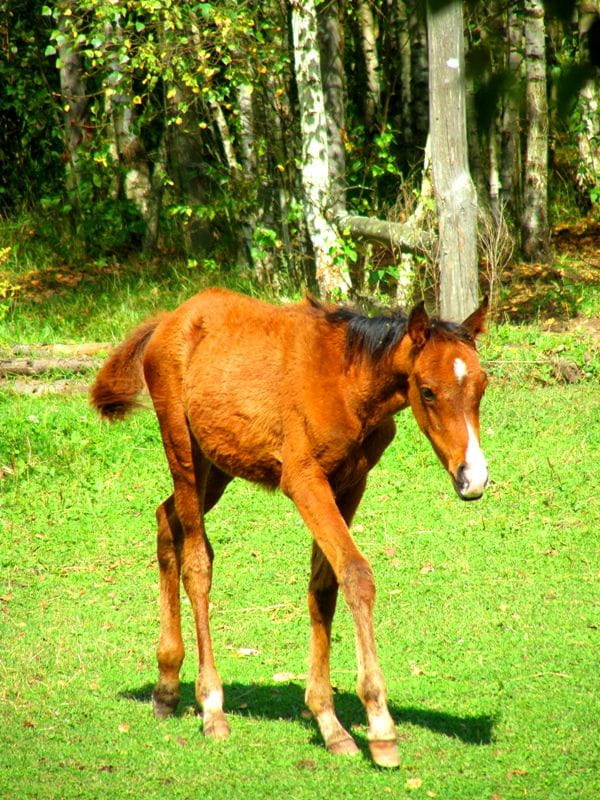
[453,462,488,501]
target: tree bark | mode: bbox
[408,0,429,151]
[291,0,349,297]
[357,1,381,130]
[317,0,346,218]
[500,2,524,224]
[57,2,88,196]
[577,1,600,196]
[522,0,550,261]
[427,0,479,321]
[395,0,413,149]
[336,211,434,252]
[104,16,160,251]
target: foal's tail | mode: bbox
[90,315,167,420]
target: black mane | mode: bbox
[326,306,408,362]
[316,300,475,363]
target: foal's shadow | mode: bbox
[120,681,495,746]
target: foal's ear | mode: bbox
[407,301,430,349]
[462,295,488,339]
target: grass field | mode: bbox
[1,376,599,799]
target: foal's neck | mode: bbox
[346,335,414,429]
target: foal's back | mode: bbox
[143,288,332,486]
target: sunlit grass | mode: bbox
[1,383,599,799]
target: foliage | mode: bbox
[0,0,63,211]
[1,0,598,292]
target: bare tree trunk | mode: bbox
[57,3,88,197]
[500,2,523,224]
[395,0,413,149]
[317,0,346,218]
[489,118,501,223]
[522,0,550,261]
[357,1,381,130]
[166,85,214,255]
[408,0,429,151]
[291,0,349,297]
[577,1,600,196]
[427,0,479,320]
[104,17,160,251]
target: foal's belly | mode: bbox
[185,397,284,488]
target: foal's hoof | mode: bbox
[202,713,231,741]
[152,688,179,720]
[369,739,400,768]
[327,735,360,757]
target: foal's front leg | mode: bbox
[305,478,371,757]
[284,468,399,768]
[307,541,359,756]
[175,469,230,740]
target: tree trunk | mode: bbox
[427,0,479,321]
[166,85,214,255]
[291,0,349,297]
[316,0,434,265]
[57,3,88,197]
[357,1,381,130]
[317,0,346,218]
[522,0,550,261]
[395,0,413,150]
[104,17,159,251]
[500,2,523,224]
[577,1,600,197]
[408,0,429,151]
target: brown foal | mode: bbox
[91,288,489,768]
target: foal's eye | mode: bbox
[421,387,436,403]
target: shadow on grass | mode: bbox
[119,681,495,746]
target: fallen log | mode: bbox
[0,356,100,376]
[9,342,112,356]
[1,378,90,395]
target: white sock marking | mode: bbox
[203,689,224,713]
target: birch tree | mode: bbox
[291,0,349,297]
[427,0,479,320]
[577,1,600,198]
[500,3,524,223]
[357,1,381,130]
[103,12,159,251]
[522,0,550,261]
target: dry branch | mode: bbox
[337,213,435,254]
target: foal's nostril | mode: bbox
[456,463,467,488]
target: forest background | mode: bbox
[0,0,599,318]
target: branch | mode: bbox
[336,213,436,254]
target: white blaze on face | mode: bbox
[454,357,468,384]
[462,420,488,498]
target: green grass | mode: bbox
[1,230,599,797]
[1,382,599,799]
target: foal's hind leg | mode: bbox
[152,409,230,738]
[153,466,232,720]
[153,495,185,719]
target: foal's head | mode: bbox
[404,300,489,500]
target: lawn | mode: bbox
[1,376,598,799]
